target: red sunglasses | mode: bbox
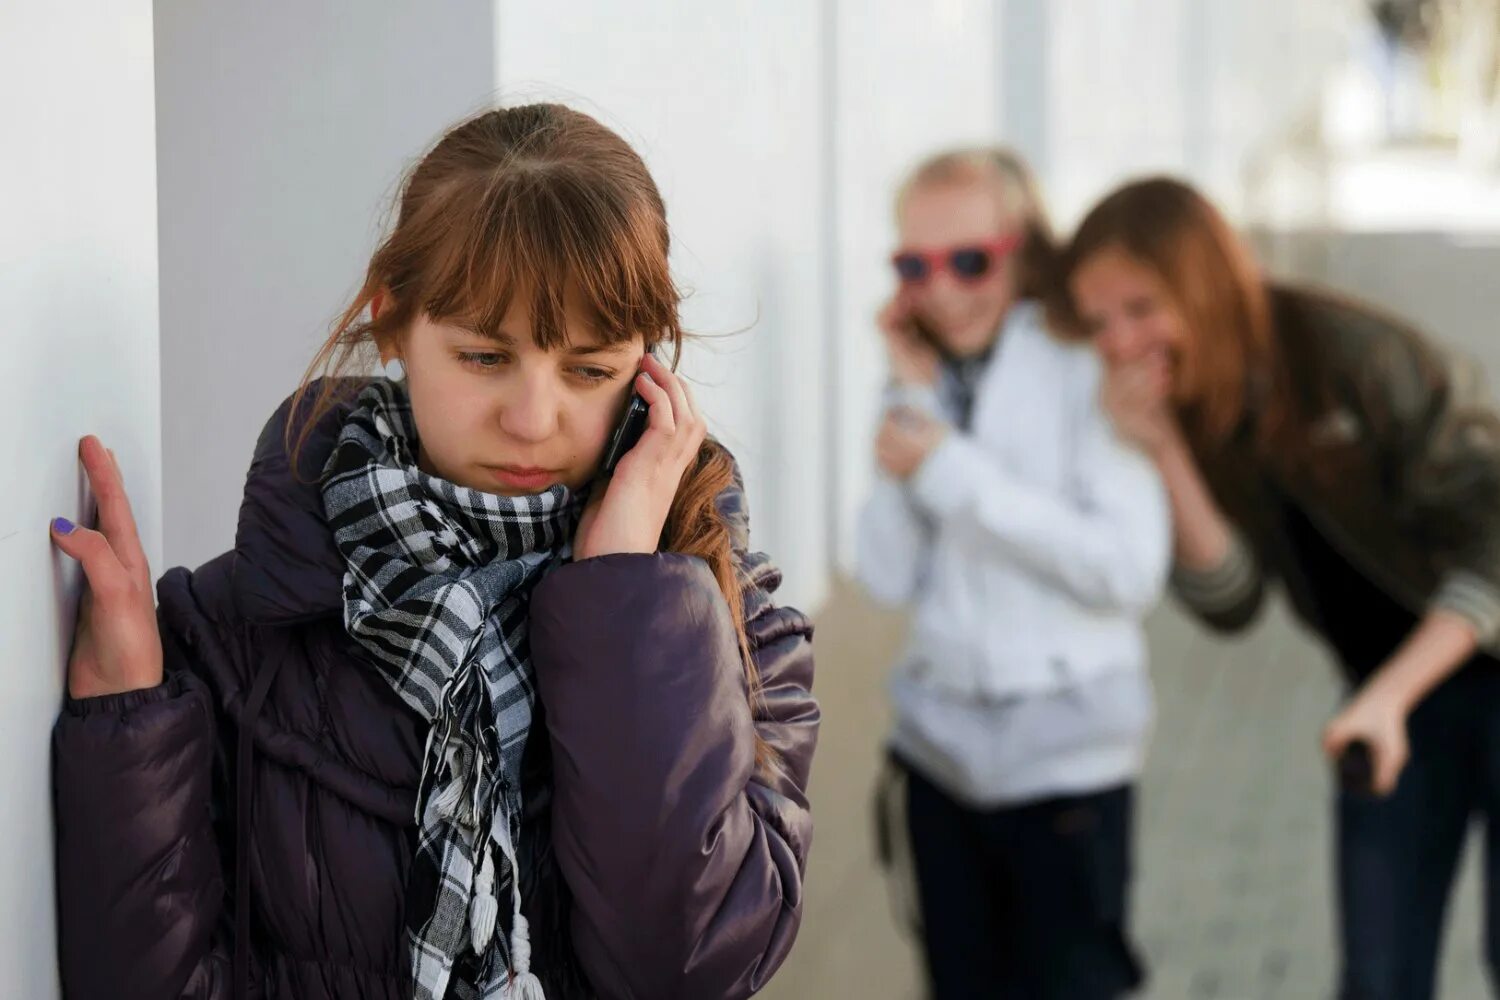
[891,234,1023,285]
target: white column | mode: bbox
[0,6,160,997]
[997,0,1051,174]
[830,0,998,574]
[155,0,496,571]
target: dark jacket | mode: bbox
[1172,284,1500,652]
[52,386,820,1000]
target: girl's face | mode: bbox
[895,180,1020,358]
[392,295,645,496]
[1071,245,1189,385]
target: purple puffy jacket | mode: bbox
[52,384,819,1000]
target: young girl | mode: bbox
[856,148,1170,999]
[1057,176,1500,1000]
[49,103,818,1000]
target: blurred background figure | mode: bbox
[1059,176,1500,1000]
[855,149,1169,999]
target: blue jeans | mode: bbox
[903,763,1144,999]
[1338,662,1500,999]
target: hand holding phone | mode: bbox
[575,353,707,560]
[600,349,660,474]
[877,295,943,386]
[1337,739,1376,797]
[600,390,650,474]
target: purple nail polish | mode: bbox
[52,517,76,535]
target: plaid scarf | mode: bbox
[320,378,582,999]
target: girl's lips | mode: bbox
[485,466,560,490]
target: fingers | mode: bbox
[1107,364,1169,420]
[878,412,913,443]
[875,418,898,466]
[875,423,903,469]
[1322,717,1407,797]
[50,516,130,602]
[640,354,706,448]
[892,326,929,357]
[876,413,936,462]
[876,295,909,337]
[79,436,149,580]
[1321,719,1351,760]
[877,418,924,449]
[1372,743,1407,797]
[877,297,923,352]
[878,412,919,443]
[634,369,676,435]
[645,353,695,428]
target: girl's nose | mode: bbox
[498,372,561,443]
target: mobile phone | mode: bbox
[1337,739,1376,797]
[600,363,654,473]
[909,314,955,363]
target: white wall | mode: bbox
[155,0,497,571]
[0,6,161,997]
[1045,0,1355,226]
[830,0,1001,573]
[495,0,834,612]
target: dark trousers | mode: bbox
[1337,663,1500,1000]
[903,765,1144,999]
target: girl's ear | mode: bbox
[370,288,389,322]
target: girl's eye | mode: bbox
[572,366,616,384]
[457,351,505,370]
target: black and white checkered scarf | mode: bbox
[320,378,582,999]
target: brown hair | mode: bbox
[286,104,773,769]
[895,146,1057,300]
[1052,177,1289,454]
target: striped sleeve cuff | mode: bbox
[1170,531,1259,615]
[883,382,945,420]
[1429,570,1500,645]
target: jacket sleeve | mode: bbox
[530,550,818,1000]
[855,383,941,608]
[1350,314,1500,644]
[1168,528,1269,634]
[905,370,1172,614]
[53,608,233,1000]
[854,474,933,608]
